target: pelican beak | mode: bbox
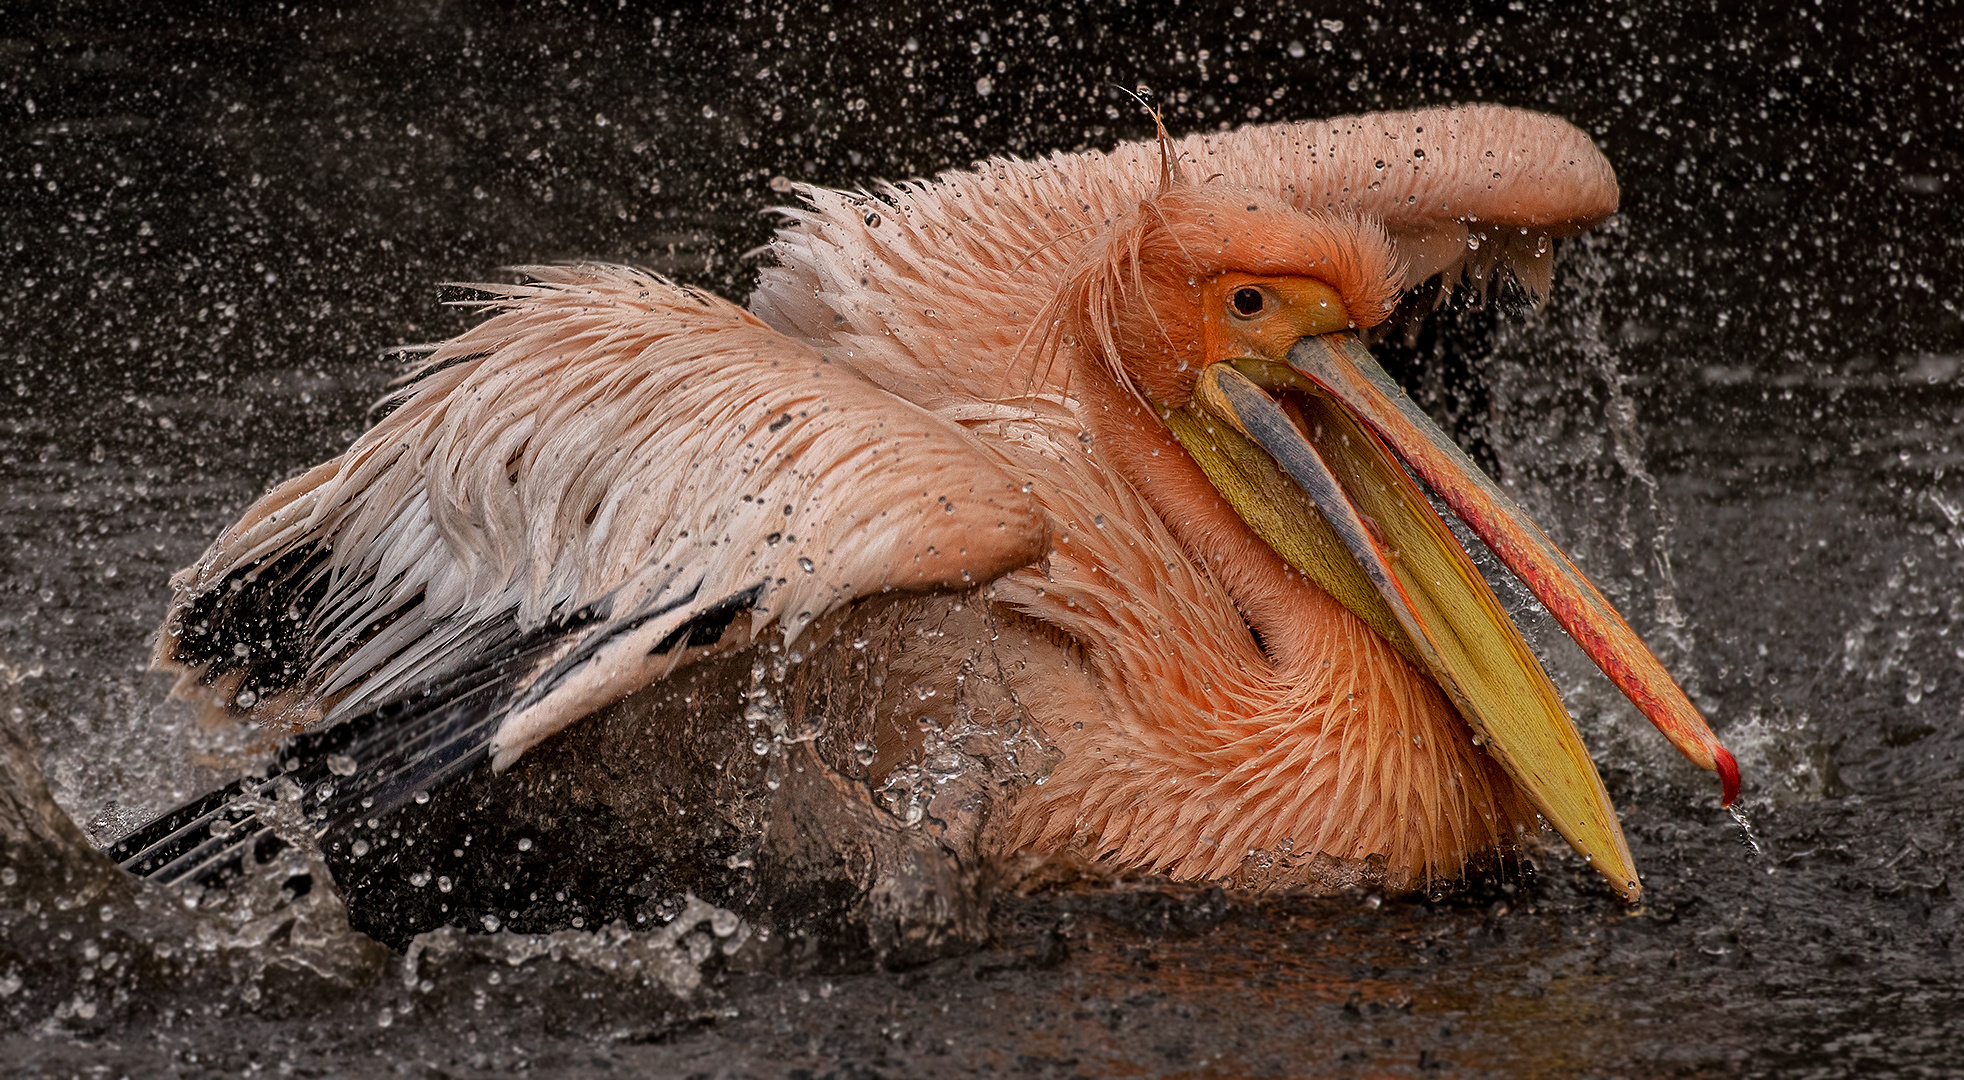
[1162,307,1737,902]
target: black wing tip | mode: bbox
[121,580,770,895]
[116,617,554,890]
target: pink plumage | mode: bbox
[157,104,1646,895]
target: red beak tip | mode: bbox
[1713,745,1741,807]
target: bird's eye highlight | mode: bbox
[1230,287,1267,318]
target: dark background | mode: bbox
[7,1,1957,418]
[3,1,1964,1076]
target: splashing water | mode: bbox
[1728,802,1765,858]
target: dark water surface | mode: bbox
[4,1,1963,1076]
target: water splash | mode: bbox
[1727,802,1764,858]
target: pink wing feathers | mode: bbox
[157,266,1045,774]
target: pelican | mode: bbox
[132,105,1735,921]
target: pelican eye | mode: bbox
[1230,287,1267,318]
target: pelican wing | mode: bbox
[157,265,1046,777]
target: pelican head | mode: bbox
[989,172,1738,898]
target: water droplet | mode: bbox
[326,754,358,777]
[413,790,430,805]
[798,557,815,574]
[1288,39,1306,58]
[409,871,430,888]
[1728,804,1764,856]
[437,876,453,893]
[517,837,532,852]
[351,839,370,857]
[481,914,501,932]
[752,736,772,755]
[234,689,258,708]
[710,909,741,937]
